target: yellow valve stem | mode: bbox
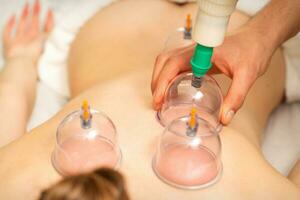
[82,100,90,121]
[186,14,192,32]
[81,100,92,129]
[189,107,197,128]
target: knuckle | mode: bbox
[156,53,168,63]
[166,56,181,68]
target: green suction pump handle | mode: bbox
[190,44,213,88]
[190,44,213,77]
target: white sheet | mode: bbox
[0,0,298,176]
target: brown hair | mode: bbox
[39,168,129,200]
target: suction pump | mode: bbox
[190,0,238,88]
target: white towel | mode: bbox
[38,0,116,98]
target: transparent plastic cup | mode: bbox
[153,116,222,189]
[157,73,223,129]
[52,109,122,176]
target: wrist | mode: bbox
[234,25,274,76]
[4,57,39,81]
[5,56,38,67]
[4,49,40,65]
[242,23,278,58]
[246,14,283,53]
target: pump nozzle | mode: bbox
[191,75,203,88]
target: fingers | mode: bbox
[14,1,53,39]
[151,44,195,93]
[151,52,172,93]
[221,70,255,125]
[152,58,181,110]
[207,63,222,75]
[152,46,194,110]
[3,15,16,46]
[2,2,53,61]
[16,3,29,37]
[30,0,41,36]
[44,9,54,34]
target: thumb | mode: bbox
[221,71,255,125]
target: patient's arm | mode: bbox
[0,1,53,147]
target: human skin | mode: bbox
[0,0,53,147]
[289,160,300,188]
[0,1,299,199]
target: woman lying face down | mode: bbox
[0,0,299,200]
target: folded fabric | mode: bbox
[38,0,117,97]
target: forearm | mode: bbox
[248,0,300,50]
[0,58,38,115]
[0,58,37,146]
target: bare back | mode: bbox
[0,1,299,199]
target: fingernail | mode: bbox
[22,3,29,17]
[34,0,41,13]
[224,110,235,125]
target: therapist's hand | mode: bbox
[151,26,275,125]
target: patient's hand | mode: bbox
[151,26,274,125]
[2,0,54,64]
